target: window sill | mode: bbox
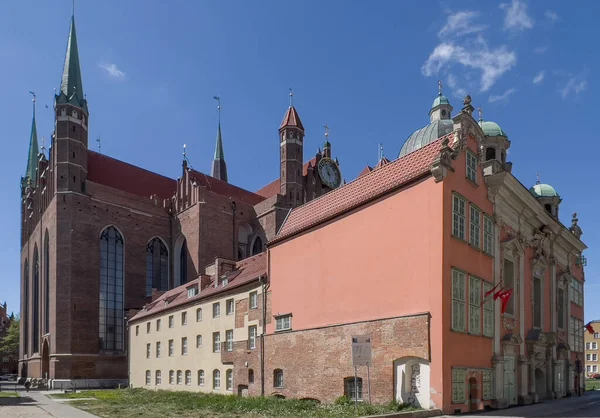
[451,235,468,244]
[466,177,479,188]
[275,328,292,333]
[468,242,482,251]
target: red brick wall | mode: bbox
[263,313,430,403]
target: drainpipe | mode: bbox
[261,247,271,397]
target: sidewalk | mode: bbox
[0,391,98,418]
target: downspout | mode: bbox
[261,246,271,397]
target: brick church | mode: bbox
[19,14,342,385]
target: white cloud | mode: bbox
[545,10,559,23]
[533,71,545,84]
[422,37,517,92]
[560,76,588,99]
[446,73,467,98]
[500,0,534,32]
[489,88,517,103]
[438,11,488,38]
[99,63,126,79]
[533,46,549,54]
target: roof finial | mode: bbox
[289,88,294,107]
[323,123,329,140]
[213,95,221,123]
[536,173,541,185]
[29,91,36,117]
[72,0,75,16]
[183,143,187,159]
[96,135,101,154]
[438,80,443,96]
[478,107,483,123]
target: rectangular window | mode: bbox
[558,288,565,329]
[213,332,221,353]
[156,342,161,358]
[503,259,515,315]
[156,370,161,385]
[466,150,477,183]
[587,354,591,361]
[451,269,466,332]
[135,325,139,336]
[196,335,202,348]
[226,299,234,315]
[587,342,591,350]
[213,303,221,318]
[146,343,151,359]
[570,317,584,352]
[275,315,292,331]
[483,216,494,255]
[146,370,151,385]
[181,312,187,326]
[570,280,583,306]
[181,337,188,355]
[249,291,258,309]
[469,206,481,249]
[156,319,161,331]
[169,315,174,328]
[196,308,202,322]
[169,370,174,385]
[226,330,233,351]
[168,339,174,357]
[483,282,494,337]
[482,369,493,400]
[587,365,592,373]
[187,286,197,298]
[452,368,466,403]
[147,322,151,334]
[594,354,598,361]
[594,365,599,373]
[345,377,363,401]
[248,326,257,350]
[452,195,466,240]
[469,276,481,334]
[593,342,598,350]
[533,276,542,328]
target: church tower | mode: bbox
[53,15,89,194]
[279,92,304,206]
[211,97,228,182]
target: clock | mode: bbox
[317,157,342,189]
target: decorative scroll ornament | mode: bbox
[502,316,516,330]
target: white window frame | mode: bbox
[146,322,151,334]
[273,369,284,388]
[168,339,174,357]
[452,269,466,332]
[275,315,292,332]
[452,195,466,240]
[249,326,257,350]
[469,276,481,335]
[145,370,151,385]
[156,319,161,331]
[483,216,494,255]
[156,341,161,358]
[196,335,202,348]
[213,302,221,318]
[169,315,174,328]
[452,368,466,403]
[198,370,205,386]
[196,308,203,322]
[483,282,494,337]
[226,369,233,391]
[185,370,192,385]
[226,299,235,315]
[177,370,182,385]
[181,311,187,326]
[169,370,174,384]
[593,342,598,350]
[182,337,188,355]
[226,330,233,352]
[249,291,258,309]
[594,365,599,373]
[155,370,161,385]
[594,354,598,362]
[213,332,221,353]
[482,369,494,400]
[570,280,583,306]
[469,206,481,249]
[213,370,221,389]
[466,150,477,183]
[146,343,151,359]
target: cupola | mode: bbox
[529,176,561,218]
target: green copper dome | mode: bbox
[399,119,454,158]
[481,121,507,137]
[432,95,450,108]
[529,183,559,198]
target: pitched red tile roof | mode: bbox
[279,106,304,131]
[187,169,266,206]
[87,151,176,200]
[374,157,391,169]
[358,165,373,178]
[255,157,318,198]
[271,136,447,243]
[130,252,267,322]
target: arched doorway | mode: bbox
[394,357,430,409]
[41,339,50,380]
[535,368,546,400]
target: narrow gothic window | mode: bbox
[32,247,40,353]
[179,239,188,285]
[251,237,263,256]
[99,226,124,351]
[23,259,29,355]
[44,231,50,334]
[146,238,169,296]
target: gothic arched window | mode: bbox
[99,226,124,351]
[32,247,40,353]
[179,239,188,285]
[44,231,50,334]
[146,238,169,296]
[23,259,29,356]
[251,237,263,256]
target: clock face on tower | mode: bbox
[317,158,342,189]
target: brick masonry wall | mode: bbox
[263,313,430,403]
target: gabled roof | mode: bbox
[255,157,317,199]
[187,168,265,206]
[357,165,373,178]
[279,106,304,131]
[130,252,267,322]
[271,136,446,243]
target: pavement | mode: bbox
[0,390,98,418]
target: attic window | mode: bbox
[187,286,198,298]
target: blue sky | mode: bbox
[1,1,598,320]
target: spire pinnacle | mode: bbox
[478,107,483,124]
[438,80,443,96]
[211,96,228,182]
[536,173,541,185]
[289,88,294,107]
[25,92,40,187]
[56,14,87,113]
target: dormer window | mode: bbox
[187,286,198,298]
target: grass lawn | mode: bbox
[50,388,419,417]
[0,391,19,398]
[586,379,600,391]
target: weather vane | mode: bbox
[289,88,293,107]
[438,80,443,96]
[96,135,101,154]
[536,173,541,185]
[323,123,329,139]
[213,96,221,123]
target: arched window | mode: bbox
[145,370,151,385]
[198,369,205,386]
[251,237,263,256]
[146,237,169,296]
[23,259,29,356]
[213,369,221,389]
[185,370,192,385]
[32,247,40,353]
[196,308,202,322]
[169,370,174,384]
[248,369,254,384]
[485,147,495,161]
[226,369,233,391]
[179,239,188,285]
[44,231,50,334]
[155,370,161,385]
[237,225,251,260]
[273,369,284,388]
[99,226,124,351]
[177,370,183,385]
[344,377,363,401]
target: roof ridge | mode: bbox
[88,150,176,183]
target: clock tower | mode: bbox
[279,94,305,207]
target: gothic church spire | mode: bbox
[55,14,88,113]
[24,95,39,187]
[211,96,228,182]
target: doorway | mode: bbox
[41,339,50,380]
[503,356,516,405]
[469,377,479,412]
[535,368,546,400]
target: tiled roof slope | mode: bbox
[279,106,304,131]
[130,252,267,322]
[357,165,373,178]
[87,151,177,200]
[187,169,265,206]
[256,157,318,198]
[272,137,446,243]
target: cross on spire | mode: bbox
[213,95,221,123]
[536,173,541,185]
[289,88,294,107]
[323,123,330,139]
[438,80,443,96]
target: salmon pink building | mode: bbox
[264,91,587,414]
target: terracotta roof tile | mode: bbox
[188,169,266,206]
[272,137,447,243]
[279,106,304,131]
[255,157,318,198]
[87,151,176,200]
[130,252,267,322]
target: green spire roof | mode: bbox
[24,106,39,187]
[431,95,450,109]
[214,122,224,160]
[529,183,559,198]
[481,121,507,137]
[56,15,87,113]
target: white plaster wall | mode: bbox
[394,357,430,409]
